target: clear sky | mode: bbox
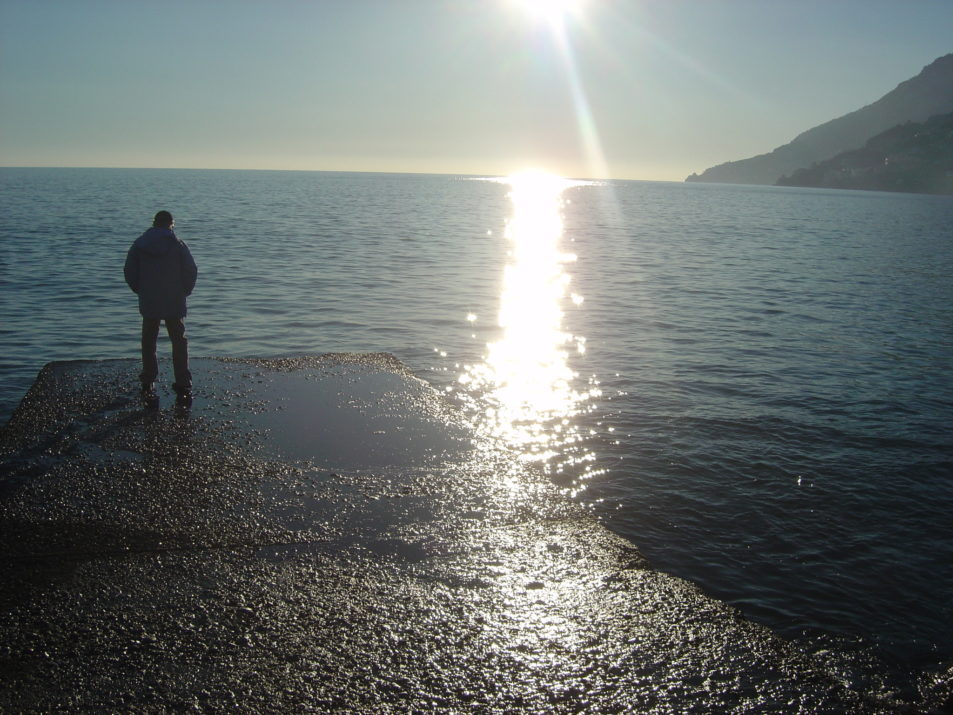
[1,0,951,181]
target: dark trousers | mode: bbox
[140,317,191,390]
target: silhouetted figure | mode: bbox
[124,210,198,405]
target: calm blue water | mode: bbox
[2,168,951,682]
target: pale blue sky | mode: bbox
[1,0,950,180]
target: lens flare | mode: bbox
[509,0,587,28]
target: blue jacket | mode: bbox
[124,227,198,319]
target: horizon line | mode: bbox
[0,164,687,184]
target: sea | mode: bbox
[1,167,951,698]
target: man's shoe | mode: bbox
[140,383,159,408]
[172,383,193,407]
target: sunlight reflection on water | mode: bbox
[458,172,603,493]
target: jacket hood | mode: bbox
[135,227,179,257]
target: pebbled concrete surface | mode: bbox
[0,355,940,712]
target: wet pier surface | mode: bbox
[0,355,933,712]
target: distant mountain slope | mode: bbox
[686,53,953,186]
[776,111,953,194]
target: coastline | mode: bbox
[0,354,930,710]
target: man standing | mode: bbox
[124,210,198,405]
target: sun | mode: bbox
[509,0,587,27]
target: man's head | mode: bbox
[153,210,174,228]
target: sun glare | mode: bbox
[459,171,598,472]
[510,0,586,27]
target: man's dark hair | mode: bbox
[153,211,174,228]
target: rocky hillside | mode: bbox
[686,53,953,186]
[776,112,953,194]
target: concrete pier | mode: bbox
[0,355,884,711]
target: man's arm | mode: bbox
[123,245,139,293]
[180,243,197,296]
